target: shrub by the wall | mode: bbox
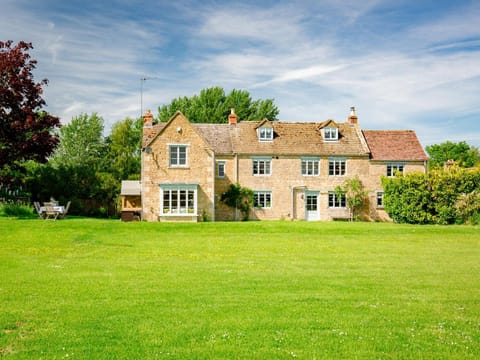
[382,165,480,224]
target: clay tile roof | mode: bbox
[142,123,166,148]
[362,130,428,161]
[142,117,369,157]
[231,121,367,156]
[193,124,233,154]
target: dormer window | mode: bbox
[258,127,273,142]
[324,127,338,141]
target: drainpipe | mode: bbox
[234,153,239,221]
[212,151,216,222]
[140,148,144,221]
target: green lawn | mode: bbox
[0,218,479,359]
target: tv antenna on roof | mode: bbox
[140,76,158,118]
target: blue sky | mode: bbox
[2,0,480,147]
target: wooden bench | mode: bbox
[329,209,351,221]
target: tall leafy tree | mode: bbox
[157,86,279,123]
[107,117,142,180]
[0,40,60,183]
[50,113,106,169]
[426,141,480,169]
[44,113,119,216]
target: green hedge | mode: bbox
[382,165,480,224]
[0,203,35,218]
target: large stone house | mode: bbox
[140,108,427,222]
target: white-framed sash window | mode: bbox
[169,144,189,167]
[217,161,226,178]
[386,163,405,177]
[160,184,197,215]
[328,191,346,208]
[252,156,272,176]
[254,191,272,208]
[258,127,273,141]
[328,157,346,176]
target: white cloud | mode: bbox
[266,64,346,84]
[0,1,170,129]
[1,0,479,147]
[408,2,480,47]
[198,4,305,46]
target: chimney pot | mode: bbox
[228,108,238,125]
[348,106,358,125]
[143,109,153,128]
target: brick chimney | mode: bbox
[143,109,153,128]
[228,108,238,125]
[348,106,358,125]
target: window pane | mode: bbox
[171,190,178,213]
[328,193,334,207]
[265,193,271,207]
[163,190,170,213]
[188,191,194,211]
[218,163,225,177]
[377,192,384,207]
[179,190,187,213]
[305,162,310,174]
[178,147,186,165]
[170,146,177,166]
[387,165,392,176]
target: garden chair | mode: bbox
[34,201,45,219]
[44,205,59,220]
[60,201,71,219]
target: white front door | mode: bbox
[306,192,319,221]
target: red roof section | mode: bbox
[362,130,428,161]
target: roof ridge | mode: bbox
[363,129,415,132]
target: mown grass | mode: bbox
[0,218,479,359]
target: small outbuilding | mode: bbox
[120,180,141,221]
